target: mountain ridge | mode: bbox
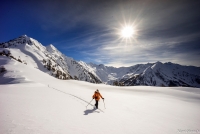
[0,35,102,83]
[1,35,200,87]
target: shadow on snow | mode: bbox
[84,108,100,115]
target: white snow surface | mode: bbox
[1,56,200,134]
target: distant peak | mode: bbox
[155,61,162,64]
[20,34,29,38]
[46,44,59,53]
[46,44,56,49]
[49,44,55,47]
[165,62,172,64]
[151,61,163,69]
[99,64,105,66]
[154,61,163,65]
[17,35,32,41]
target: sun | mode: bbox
[115,23,138,44]
[121,26,135,38]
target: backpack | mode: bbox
[94,93,99,100]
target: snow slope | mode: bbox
[0,35,101,83]
[1,54,200,134]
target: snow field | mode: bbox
[0,56,200,134]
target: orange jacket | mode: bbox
[93,92,103,101]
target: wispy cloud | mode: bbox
[80,30,200,67]
[28,0,200,67]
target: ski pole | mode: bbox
[103,99,106,109]
[86,99,93,108]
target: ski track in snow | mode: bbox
[48,85,105,113]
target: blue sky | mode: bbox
[1,0,200,67]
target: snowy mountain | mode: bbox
[45,44,101,83]
[87,62,200,88]
[0,35,101,83]
[1,35,200,87]
[87,63,154,84]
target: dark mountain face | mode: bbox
[118,62,200,88]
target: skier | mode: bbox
[93,89,104,109]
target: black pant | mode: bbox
[95,100,99,109]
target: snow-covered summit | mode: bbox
[118,62,200,87]
[0,35,101,83]
[87,61,200,87]
[1,35,200,87]
[46,44,60,53]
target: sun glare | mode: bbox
[116,23,138,44]
[121,26,134,38]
